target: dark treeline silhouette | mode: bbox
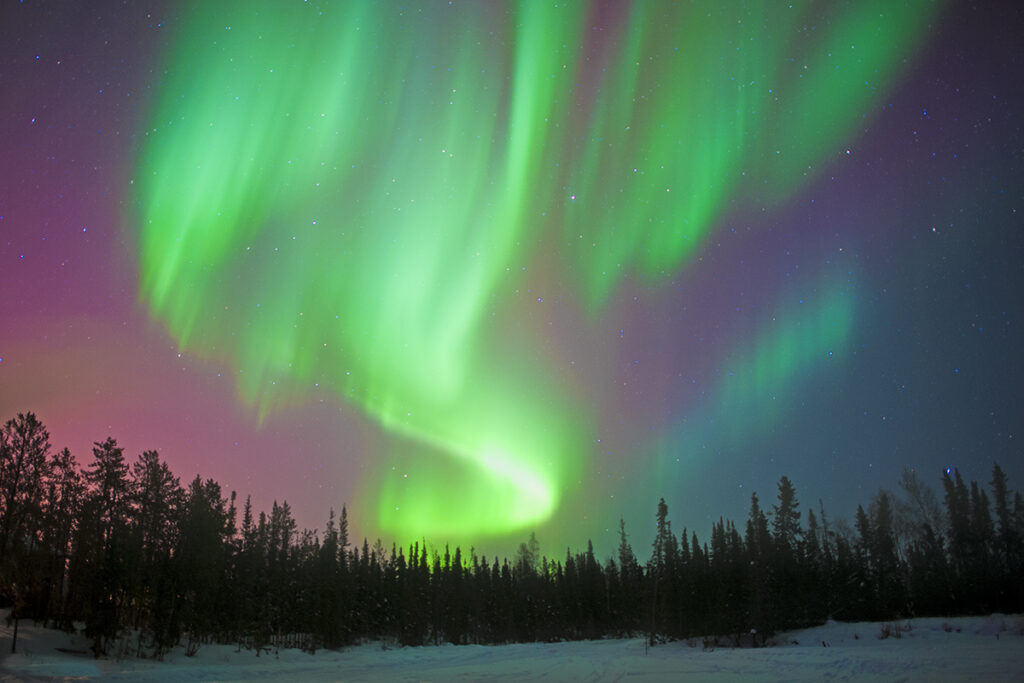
[2,411,1022,657]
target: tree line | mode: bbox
[1,411,1022,657]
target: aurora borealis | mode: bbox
[2,0,1022,554]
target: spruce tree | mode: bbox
[0,412,51,563]
[968,481,996,610]
[316,509,341,648]
[80,437,132,656]
[40,447,83,629]
[771,476,803,628]
[870,491,905,617]
[130,450,184,655]
[649,498,675,641]
[615,518,640,633]
[0,413,53,653]
[990,465,1015,569]
[802,508,826,624]
[771,476,802,558]
[942,469,971,592]
[176,477,233,655]
[745,492,772,642]
[854,504,874,619]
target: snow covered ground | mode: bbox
[2,614,1022,681]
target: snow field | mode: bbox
[2,613,1022,681]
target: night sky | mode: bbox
[2,0,1021,558]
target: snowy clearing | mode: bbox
[2,614,1023,682]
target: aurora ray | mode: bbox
[651,276,856,496]
[132,0,941,542]
[134,0,590,541]
[561,0,942,307]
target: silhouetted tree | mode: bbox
[613,518,641,633]
[870,491,905,617]
[802,508,826,624]
[942,469,971,588]
[79,437,132,656]
[745,492,772,643]
[0,413,51,563]
[0,413,54,653]
[176,477,234,655]
[770,476,803,629]
[130,450,184,655]
[6,411,1023,655]
[39,447,83,629]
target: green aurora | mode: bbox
[658,278,856,484]
[133,1,940,542]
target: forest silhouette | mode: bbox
[1,411,1021,658]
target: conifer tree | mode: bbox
[745,492,772,642]
[942,469,971,586]
[968,481,996,610]
[989,464,1021,609]
[870,491,905,617]
[853,504,874,618]
[649,498,676,641]
[8,410,1024,652]
[802,508,826,623]
[614,518,640,633]
[79,437,132,656]
[770,476,803,628]
[0,412,51,562]
[40,447,83,629]
[990,464,1015,568]
[176,477,234,654]
[130,450,184,655]
[771,476,802,558]
[316,509,341,648]
[0,413,53,653]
